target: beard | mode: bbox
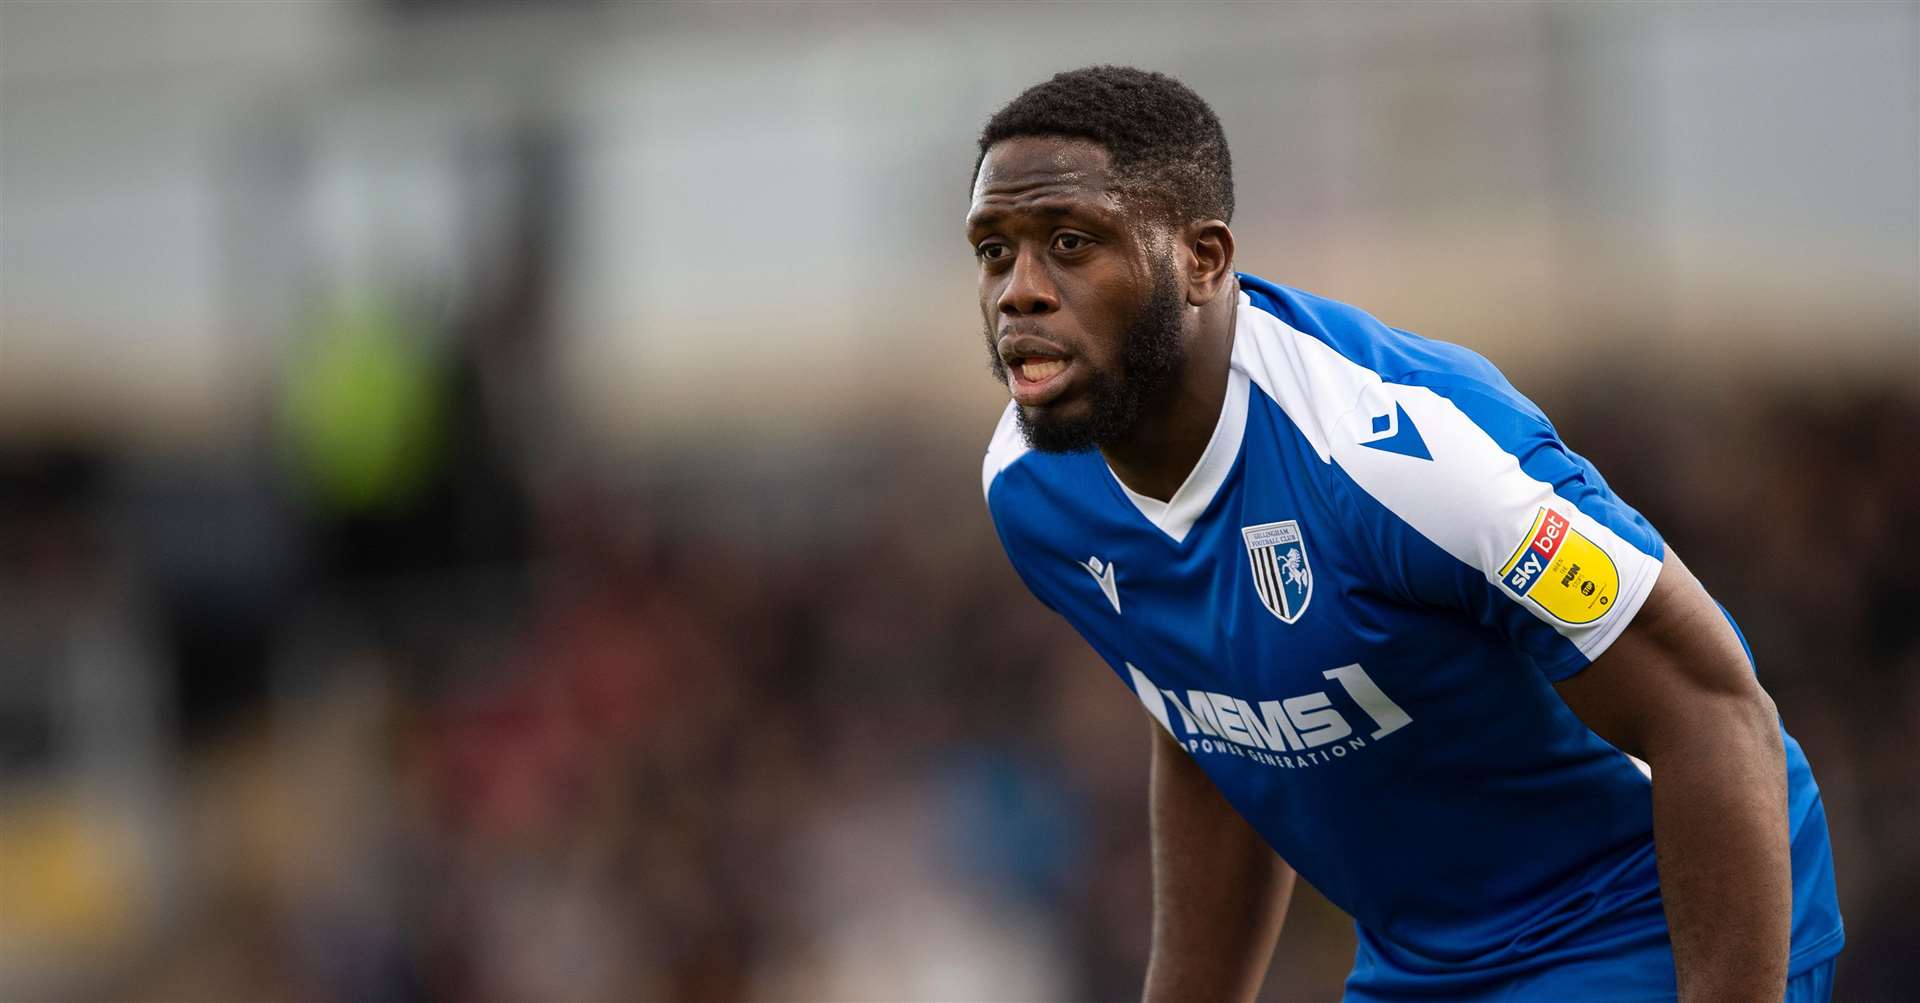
[984,259,1188,454]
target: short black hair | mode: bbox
[975,65,1234,225]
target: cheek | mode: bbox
[1065,268,1144,359]
[978,272,1012,321]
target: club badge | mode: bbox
[1243,519,1313,623]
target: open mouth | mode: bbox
[1006,352,1076,406]
[1016,357,1067,383]
[997,331,1079,407]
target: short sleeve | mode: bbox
[1328,375,1665,681]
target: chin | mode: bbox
[1016,404,1104,454]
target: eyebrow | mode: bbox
[966,200,1103,232]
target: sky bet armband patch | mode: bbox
[1500,507,1619,624]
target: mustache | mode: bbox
[984,321,1080,376]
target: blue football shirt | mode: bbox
[982,273,1843,1001]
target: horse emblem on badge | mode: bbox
[1243,520,1313,623]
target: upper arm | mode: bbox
[1330,374,1664,679]
[1552,548,1778,761]
[1339,377,1778,766]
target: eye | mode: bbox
[975,241,1011,263]
[1052,231,1094,253]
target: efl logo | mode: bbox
[1499,507,1621,625]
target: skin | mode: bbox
[1556,551,1791,1003]
[1143,721,1294,1002]
[966,135,1791,1002]
[967,137,1236,501]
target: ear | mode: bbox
[1181,219,1236,306]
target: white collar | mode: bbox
[1106,350,1251,545]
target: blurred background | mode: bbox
[1,2,1915,1000]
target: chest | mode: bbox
[1032,422,1427,694]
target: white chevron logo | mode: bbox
[1079,555,1122,614]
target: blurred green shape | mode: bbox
[280,296,445,514]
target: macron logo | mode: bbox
[1079,556,1122,614]
[1358,403,1432,461]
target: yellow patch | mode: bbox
[1499,507,1619,624]
[1530,527,1619,623]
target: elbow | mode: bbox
[1644,680,1784,772]
[1725,670,1782,744]
[1740,685,1785,762]
[1712,683,1787,780]
[1748,684,1780,730]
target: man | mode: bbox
[970,66,1842,1002]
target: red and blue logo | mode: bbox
[1501,508,1569,596]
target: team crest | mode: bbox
[1243,520,1313,623]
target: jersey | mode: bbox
[981,273,1843,1001]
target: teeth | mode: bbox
[1020,358,1066,381]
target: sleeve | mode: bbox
[1327,374,1665,681]
[982,403,1064,617]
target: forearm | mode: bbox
[1648,692,1791,1003]
[1143,723,1293,1003]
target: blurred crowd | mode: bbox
[4,3,1914,1000]
[1,330,1915,1001]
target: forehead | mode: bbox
[968,136,1120,229]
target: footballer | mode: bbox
[971,67,1842,1002]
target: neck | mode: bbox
[1101,283,1238,502]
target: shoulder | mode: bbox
[1233,272,1563,493]
[1235,274,1535,409]
[1234,275,1663,666]
[980,400,1031,503]
[1231,274,1551,458]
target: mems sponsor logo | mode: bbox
[1128,663,1411,770]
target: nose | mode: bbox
[997,248,1059,317]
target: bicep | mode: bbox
[1552,548,1776,760]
